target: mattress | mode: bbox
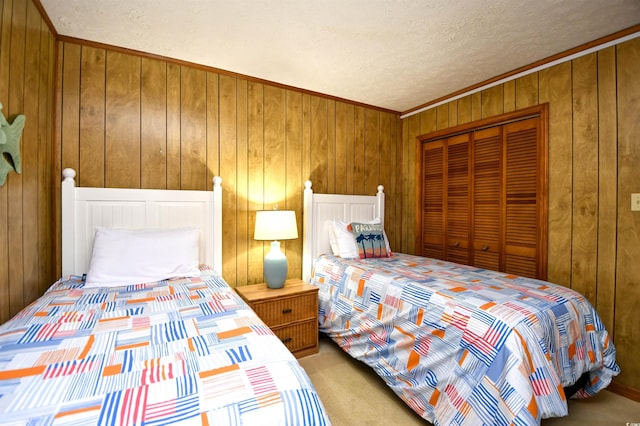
[310,253,619,425]
[0,267,330,425]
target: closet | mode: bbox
[417,105,548,280]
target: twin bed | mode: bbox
[302,181,620,425]
[0,170,330,425]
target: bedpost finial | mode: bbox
[377,184,384,194]
[304,180,312,190]
[62,168,76,181]
[212,176,222,187]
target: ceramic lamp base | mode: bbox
[264,241,288,289]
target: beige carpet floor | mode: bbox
[299,336,640,425]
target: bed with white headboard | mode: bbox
[61,167,223,277]
[302,179,385,281]
[302,180,619,425]
[0,169,330,425]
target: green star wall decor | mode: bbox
[0,102,26,186]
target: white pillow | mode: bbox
[84,227,200,288]
[325,219,340,255]
[329,219,391,259]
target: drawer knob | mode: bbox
[453,241,460,247]
[281,337,292,344]
[282,308,292,314]
[482,245,489,251]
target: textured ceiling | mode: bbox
[40,0,640,113]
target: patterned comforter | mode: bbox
[310,253,619,426]
[0,267,330,425]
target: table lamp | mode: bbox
[254,209,298,288]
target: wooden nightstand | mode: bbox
[236,279,319,358]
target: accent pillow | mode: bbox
[84,227,200,288]
[349,222,389,259]
[329,219,391,259]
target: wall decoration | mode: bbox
[0,102,26,186]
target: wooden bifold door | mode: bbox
[417,105,548,280]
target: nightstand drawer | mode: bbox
[235,280,319,358]
[251,293,316,327]
[272,319,318,354]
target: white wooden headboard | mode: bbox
[302,180,385,281]
[61,168,223,277]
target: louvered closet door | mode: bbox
[504,118,540,278]
[421,141,445,259]
[446,134,471,264]
[472,127,502,271]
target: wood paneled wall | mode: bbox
[53,40,403,290]
[0,0,56,324]
[402,37,640,390]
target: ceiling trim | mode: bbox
[401,24,640,119]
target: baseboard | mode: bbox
[608,380,640,402]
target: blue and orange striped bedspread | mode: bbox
[310,253,619,425]
[0,267,330,425]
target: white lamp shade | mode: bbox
[254,210,298,241]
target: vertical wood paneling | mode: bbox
[401,114,420,254]
[616,37,640,388]
[344,103,354,194]
[596,46,616,333]
[38,26,54,294]
[539,62,573,286]
[436,103,448,129]
[334,101,347,194]
[264,85,286,206]
[21,0,40,304]
[515,73,539,109]
[571,54,598,302]
[310,96,328,193]
[264,86,286,203]
[286,90,303,279]
[0,0,11,322]
[140,58,166,189]
[503,80,515,113]
[420,107,436,135]
[60,43,80,178]
[180,67,206,190]
[471,92,482,122]
[457,95,472,124]
[394,115,403,250]
[235,79,248,286]
[247,81,264,283]
[327,100,336,193]
[37,23,54,296]
[7,0,25,317]
[79,46,105,187]
[481,85,503,118]
[379,112,392,223]
[166,63,180,189]
[53,40,62,277]
[0,0,55,323]
[448,100,458,127]
[206,72,220,185]
[301,94,311,185]
[219,74,237,284]
[364,108,379,186]
[105,51,140,188]
[353,106,365,194]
